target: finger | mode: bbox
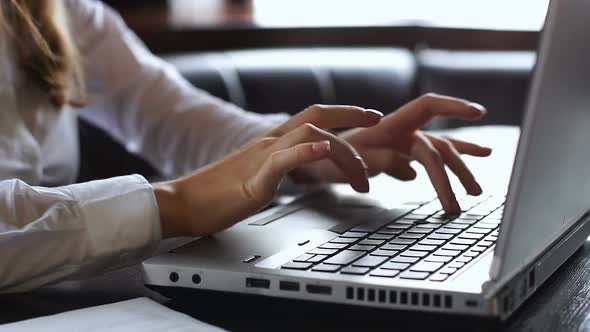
[426,134,482,196]
[386,93,487,132]
[270,104,383,136]
[257,141,332,192]
[412,133,461,213]
[444,136,493,157]
[273,123,369,192]
[360,147,417,180]
[387,159,417,181]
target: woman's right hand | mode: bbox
[153,105,383,238]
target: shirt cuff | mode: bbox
[66,174,162,259]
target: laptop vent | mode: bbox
[346,286,453,309]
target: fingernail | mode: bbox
[365,109,384,121]
[312,140,331,154]
[468,102,487,114]
[356,155,369,169]
[474,182,483,195]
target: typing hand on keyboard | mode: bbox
[290,93,492,214]
[283,195,504,282]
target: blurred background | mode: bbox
[80,0,549,181]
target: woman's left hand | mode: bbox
[290,93,493,214]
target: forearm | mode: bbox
[0,176,161,293]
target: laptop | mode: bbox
[143,0,590,320]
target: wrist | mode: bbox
[153,180,185,238]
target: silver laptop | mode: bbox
[143,0,590,320]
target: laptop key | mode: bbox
[386,223,412,230]
[478,240,494,247]
[433,249,461,257]
[411,261,444,272]
[456,256,473,263]
[389,238,416,245]
[320,242,348,250]
[341,266,371,275]
[439,267,458,275]
[471,246,488,253]
[371,249,399,257]
[391,256,420,264]
[307,254,328,263]
[399,271,430,280]
[444,223,470,230]
[308,248,338,256]
[312,264,341,273]
[452,218,478,224]
[408,227,433,234]
[416,223,442,229]
[282,262,313,270]
[451,238,477,245]
[349,244,376,251]
[324,250,365,265]
[380,244,407,251]
[381,262,410,270]
[419,239,445,246]
[436,228,462,235]
[429,273,450,282]
[409,244,437,252]
[399,232,425,240]
[441,244,468,251]
[358,239,385,246]
[377,228,403,235]
[293,253,314,262]
[473,223,497,230]
[459,232,485,240]
[447,261,466,269]
[369,233,395,240]
[427,233,453,240]
[341,231,368,238]
[330,237,358,244]
[466,228,490,234]
[463,251,480,258]
[425,255,453,263]
[353,255,388,267]
[400,250,428,258]
[370,269,400,278]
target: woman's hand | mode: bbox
[291,93,492,214]
[153,105,383,238]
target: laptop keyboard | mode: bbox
[281,195,504,282]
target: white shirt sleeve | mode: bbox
[0,175,161,293]
[70,0,290,178]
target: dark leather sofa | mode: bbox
[77,47,534,182]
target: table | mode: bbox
[1,127,589,331]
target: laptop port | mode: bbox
[246,278,270,289]
[529,269,536,289]
[306,284,332,295]
[279,281,300,291]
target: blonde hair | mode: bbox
[0,0,86,108]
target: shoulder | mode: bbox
[63,0,123,50]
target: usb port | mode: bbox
[246,278,270,289]
[306,284,332,295]
[279,281,300,291]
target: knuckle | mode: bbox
[306,104,327,124]
[255,137,278,148]
[426,147,443,163]
[301,122,320,135]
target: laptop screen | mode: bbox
[491,0,590,283]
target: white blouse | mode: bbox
[0,0,288,292]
